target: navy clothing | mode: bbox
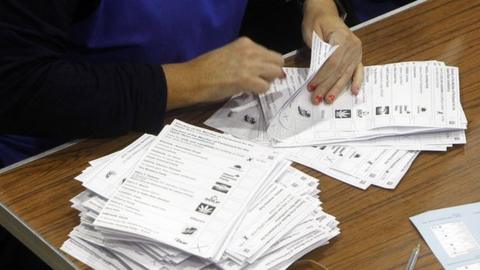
[0,135,64,168]
[0,1,249,268]
[0,0,247,167]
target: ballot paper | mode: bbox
[62,120,339,270]
[82,134,155,199]
[258,34,467,145]
[93,120,288,260]
[204,31,466,190]
[259,33,338,123]
[410,202,480,270]
[266,63,467,146]
[206,92,425,190]
[287,145,419,189]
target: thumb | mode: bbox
[302,26,313,48]
[326,31,341,46]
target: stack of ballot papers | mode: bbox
[62,120,340,270]
[205,32,467,189]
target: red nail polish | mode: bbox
[308,84,317,92]
[282,71,287,78]
[315,95,323,104]
[327,95,335,103]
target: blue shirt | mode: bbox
[69,0,248,64]
[0,0,248,168]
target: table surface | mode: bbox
[1,0,480,269]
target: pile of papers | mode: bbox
[205,32,467,189]
[62,120,339,270]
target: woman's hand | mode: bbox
[302,0,363,105]
[163,37,285,110]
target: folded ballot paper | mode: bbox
[205,32,467,189]
[62,120,340,270]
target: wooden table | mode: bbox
[1,0,479,269]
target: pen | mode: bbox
[406,244,420,270]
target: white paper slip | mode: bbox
[82,134,155,198]
[205,88,427,190]
[456,263,480,270]
[328,130,466,151]
[260,57,467,145]
[93,120,287,260]
[332,148,420,189]
[259,67,310,123]
[64,120,340,269]
[205,92,269,144]
[275,166,319,196]
[286,146,372,189]
[226,183,317,262]
[89,151,119,167]
[410,202,480,270]
[61,237,129,270]
[261,33,339,141]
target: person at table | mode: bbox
[0,0,363,169]
[0,1,363,268]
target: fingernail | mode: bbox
[282,71,287,78]
[308,84,317,92]
[352,85,360,93]
[314,95,323,104]
[327,95,335,103]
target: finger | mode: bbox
[307,38,359,93]
[263,50,285,67]
[256,63,284,82]
[310,75,337,105]
[307,38,349,87]
[351,63,364,95]
[302,27,313,49]
[251,43,285,66]
[314,29,325,41]
[326,29,348,46]
[324,66,356,104]
[245,77,270,94]
[235,37,284,66]
[310,47,359,105]
[308,50,346,95]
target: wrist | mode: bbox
[163,62,203,110]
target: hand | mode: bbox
[302,0,363,105]
[163,37,285,110]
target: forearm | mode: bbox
[163,62,205,111]
[163,37,285,111]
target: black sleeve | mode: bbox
[0,0,168,138]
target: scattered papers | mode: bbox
[62,120,339,270]
[410,202,480,270]
[287,145,419,189]
[205,32,467,189]
[207,98,419,190]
